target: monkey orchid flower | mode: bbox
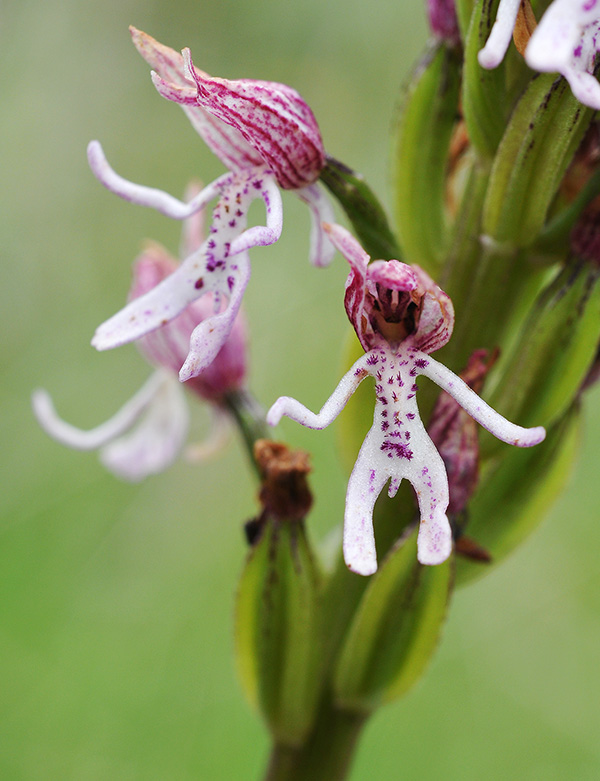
[267,225,546,574]
[33,205,247,481]
[478,0,600,110]
[89,27,334,381]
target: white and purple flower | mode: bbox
[33,205,247,481]
[89,28,334,382]
[267,225,546,574]
[479,0,600,110]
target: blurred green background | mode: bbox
[2,0,600,778]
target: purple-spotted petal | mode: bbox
[526,2,600,110]
[130,244,248,398]
[179,253,250,381]
[92,169,280,377]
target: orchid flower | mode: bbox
[478,0,600,110]
[33,204,247,481]
[267,225,546,574]
[90,27,334,382]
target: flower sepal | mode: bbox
[332,526,453,713]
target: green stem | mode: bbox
[320,157,402,261]
[265,700,366,781]
[224,389,270,477]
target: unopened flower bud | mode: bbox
[427,0,460,45]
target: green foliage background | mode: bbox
[2,0,600,777]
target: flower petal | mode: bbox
[100,372,189,481]
[419,354,546,446]
[32,371,167,451]
[87,140,229,220]
[343,446,387,576]
[294,184,336,267]
[92,169,280,376]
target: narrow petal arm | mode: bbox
[87,140,230,219]
[32,371,168,450]
[478,0,521,68]
[419,355,546,447]
[267,353,372,430]
[294,184,336,267]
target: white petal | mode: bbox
[32,372,166,451]
[100,371,189,481]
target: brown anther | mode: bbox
[513,0,537,57]
[253,440,313,521]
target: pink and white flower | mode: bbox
[33,206,247,481]
[478,0,600,110]
[267,225,546,574]
[90,28,334,382]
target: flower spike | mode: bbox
[267,226,546,574]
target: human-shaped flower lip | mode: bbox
[131,26,326,190]
[328,222,454,354]
[478,0,600,110]
[267,225,545,575]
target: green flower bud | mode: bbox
[456,404,581,586]
[393,42,461,271]
[483,73,593,246]
[332,527,452,713]
[483,259,600,444]
[235,442,322,746]
[462,0,510,157]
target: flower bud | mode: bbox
[457,404,581,586]
[427,0,460,45]
[235,442,321,745]
[333,527,452,712]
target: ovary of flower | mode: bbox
[33,369,190,482]
[478,0,600,110]
[267,347,545,576]
[89,143,280,381]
